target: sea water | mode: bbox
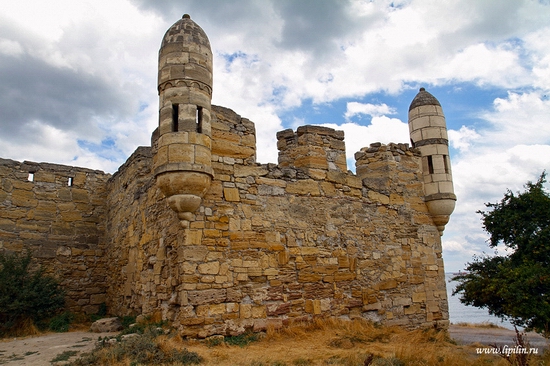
[446,273,515,330]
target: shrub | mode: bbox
[120,315,137,329]
[49,311,74,332]
[0,251,65,336]
[69,326,202,365]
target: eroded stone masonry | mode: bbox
[0,15,455,337]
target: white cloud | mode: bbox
[0,38,23,56]
[524,27,550,89]
[449,126,481,152]
[344,102,397,120]
[0,121,119,172]
[483,91,550,146]
[443,239,481,256]
[441,43,528,87]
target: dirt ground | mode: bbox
[0,326,547,365]
[0,331,118,365]
[448,325,548,350]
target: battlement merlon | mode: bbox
[276,125,347,173]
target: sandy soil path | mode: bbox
[449,325,548,350]
[0,331,117,365]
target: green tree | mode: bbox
[0,251,65,336]
[453,173,550,337]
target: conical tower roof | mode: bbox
[409,88,441,111]
[160,14,211,51]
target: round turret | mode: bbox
[158,13,212,104]
[408,88,456,235]
[153,15,214,227]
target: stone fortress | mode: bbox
[0,15,456,337]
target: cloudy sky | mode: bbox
[1,0,549,271]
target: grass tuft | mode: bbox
[453,321,508,329]
[49,311,74,332]
[225,332,260,347]
[51,350,78,363]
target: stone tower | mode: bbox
[153,14,214,227]
[408,88,456,235]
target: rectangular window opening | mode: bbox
[68,177,74,186]
[196,106,203,133]
[443,155,450,174]
[28,172,34,182]
[172,103,179,132]
[427,156,434,174]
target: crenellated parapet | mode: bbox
[276,125,347,176]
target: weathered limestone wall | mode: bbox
[103,105,448,338]
[0,158,110,313]
[0,104,448,335]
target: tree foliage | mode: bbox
[453,173,550,337]
[0,251,65,336]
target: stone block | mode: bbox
[90,317,123,333]
[286,180,320,196]
[240,303,252,318]
[334,271,356,282]
[198,261,220,275]
[212,139,254,159]
[209,303,226,316]
[298,272,322,282]
[223,187,240,202]
[11,189,37,207]
[188,289,227,305]
[412,292,427,303]
[368,191,390,205]
[393,297,412,306]
[56,246,71,256]
[305,299,321,314]
[71,189,89,203]
[90,293,107,305]
[251,305,266,318]
[404,304,422,315]
[379,279,398,290]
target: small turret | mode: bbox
[408,88,456,235]
[152,14,214,227]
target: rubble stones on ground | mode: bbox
[90,317,123,333]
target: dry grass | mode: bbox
[0,314,90,341]
[166,318,529,366]
[68,318,550,366]
[4,318,42,338]
[452,321,508,329]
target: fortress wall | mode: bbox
[103,106,448,338]
[0,158,110,314]
[103,146,180,317]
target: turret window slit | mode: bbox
[172,104,179,132]
[196,106,203,133]
[427,156,434,174]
